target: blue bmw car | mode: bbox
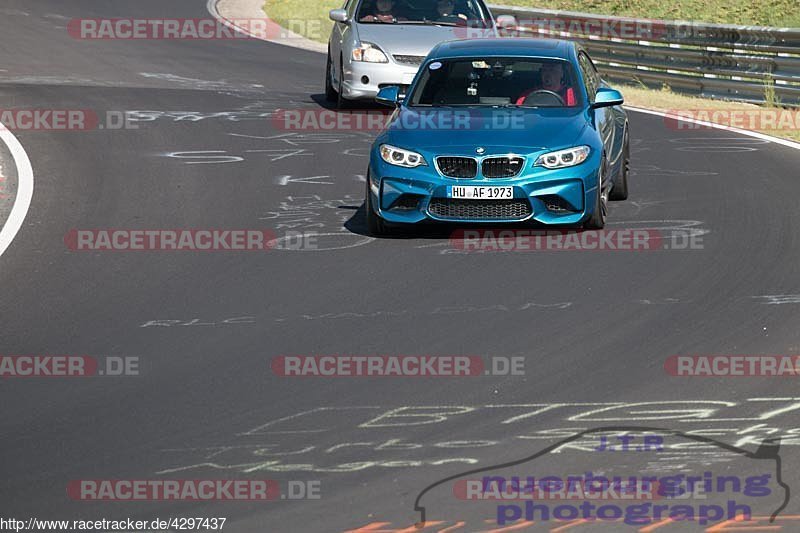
[365,38,630,235]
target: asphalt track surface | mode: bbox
[2,1,800,531]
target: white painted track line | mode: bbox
[626,106,800,151]
[0,126,34,258]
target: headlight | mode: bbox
[535,146,591,169]
[380,144,427,168]
[352,42,389,63]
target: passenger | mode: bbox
[515,62,576,106]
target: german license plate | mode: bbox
[448,186,513,199]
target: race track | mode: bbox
[2,0,800,531]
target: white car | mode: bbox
[325,0,515,108]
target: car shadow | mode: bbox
[341,203,584,241]
[310,93,387,111]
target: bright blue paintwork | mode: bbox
[367,38,629,227]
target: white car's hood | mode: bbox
[355,23,492,58]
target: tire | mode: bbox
[365,171,390,236]
[609,129,630,201]
[336,57,349,110]
[584,158,608,230]
[325,53,337,103]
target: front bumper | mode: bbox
[342,61,420,100]
[367,153,601,226]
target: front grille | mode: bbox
[393,55,425,66]
[428,198,532,220]
[482,156,524,178]
[436,157,478,178]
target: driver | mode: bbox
[515,62,576,106]
[360,0,403,22]
[435,0,468,23]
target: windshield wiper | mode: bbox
[394,20,459,27]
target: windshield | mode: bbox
[408,57,583,108]
[356,0,490,25]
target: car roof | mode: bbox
[429,38,576,61]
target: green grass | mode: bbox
[496,0,800,28]
[264,0,340,43]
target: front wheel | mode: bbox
[609,129,630,201]
[325,53,337,102]
[584,159,608,230]
[365,172,390,236]
[336,57,349,109]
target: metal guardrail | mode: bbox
[488,4,800,106]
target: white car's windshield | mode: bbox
[408,57,583,108]
[356,0,490,26]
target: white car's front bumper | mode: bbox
[342,60,421,100]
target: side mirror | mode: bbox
[376,85,401,107]
[329,9,349,23]
[495,14,517,30]
[592,87,624,108]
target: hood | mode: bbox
[355,23,493,57]
[381,107,589,155]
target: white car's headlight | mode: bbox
[535,146,591,169]
[352,42,389,63]
[380,144,427,168]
